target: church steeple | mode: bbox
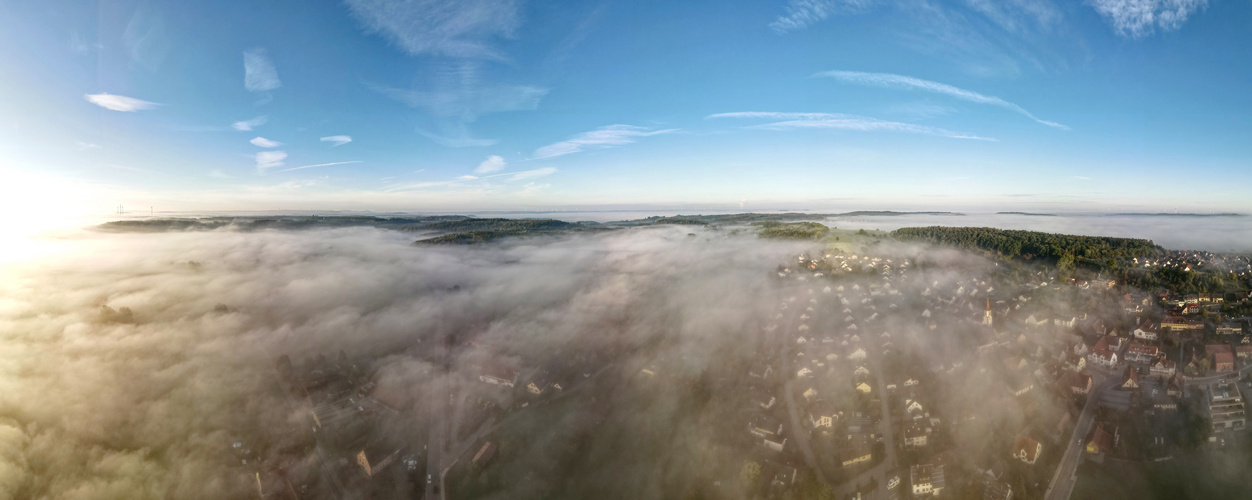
[982,298,993,327]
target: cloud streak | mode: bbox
[815,70,1069,130]
[769,0,876,33]
[243,48,282,92]
[250,137,282,148]
[233,116,268,131]
[255,151,288,171]
[708,111,996,141]
[1090,0,1207,38]
[277,161,364,172]
[474,155,506,174]
[532,125,679,159]
[84,93,160,112]
[320,135,352,147]
[345,0,521,60]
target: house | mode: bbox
[750,388,777,410]
[1088,336,1119,368]
[761,435,787,452]
[1086,425,1115,455]
[1217,322,1244,335]
[1125,343,1160,364]
[526,370,555,395]
[1167,373,1185,397]
[854,365,870,377]
[1120,367,1141,391]
[479,363,519,388]
[848,348,867,361]
[904,422,929,448]
[1215,352,1235,373]
[472,441,498,468]
[802,385,819,402]
[1161,316,1203,331]
[1059,372,1092,395]
[1004,371,1035,397]
[983,475,1013,500]
[357,442,403,477]
[1011,435,1042,464]
[749,363,774,379]
[841,442,873,468]
[910,463,945,496]
[1132,321,1159,341]
[904,398,925,417]
[1150,359,1177,378]
[1237,345,1252,360]
[749,414,784,438]
[855,381,872,394]
[764,460,798,487]
[808,400,838,429]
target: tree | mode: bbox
[740,461,761,488]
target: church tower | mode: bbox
[982,298,993,327]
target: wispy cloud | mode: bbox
[814,70,1069,129]
[345,0,521,60]
[533,125,678,159]
[320,135,352,147]
[255,151,288,171]
[962,0,1061,34]
[84,93,160,112]
[233,116,268,131]
[278,161,364,172]
[372,62,547,147]
[387,167,557,191]
[707,112,996,141]
[474,155,506,174]
[1090,0,1206,38]
[250,137,282,148]
[769,0,876,33]
[243,48,282,92]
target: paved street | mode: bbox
[1043,370,1118,500]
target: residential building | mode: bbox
[1161,316,1204,331]
[1218,322,1244,336]
[910,463,945,496]
[750,388,777,410]
[526,370,554,395]
[841,441,873,468]
[1011,435,1042,465]
[1132,321,1159,341]
[749,414,784,438]
[983,476,1013,500]
[1125,343,1160,364]
[904,422,929,448]
[1088,336,1119,368]
[1086,425,1115,455]
[356,442,402,477]
[807,400,838,429]
[1210,382,1246,432]
[1216,352,1235,373]
[1120,367,1141,391]
[479,363,519,388]
[1150,359,1177,378]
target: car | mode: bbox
[427,474,432,483]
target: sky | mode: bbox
[0,0,1250,219]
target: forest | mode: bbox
[891,226,1162,266]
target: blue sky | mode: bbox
[1,0,1249,215]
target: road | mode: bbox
[1043,370,1118,500]
[833,339,897,498]
[777,295,834,489]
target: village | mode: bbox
[229,239,1252,500]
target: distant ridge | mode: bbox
[997,211,1056,216]
[1111,213,1242,217]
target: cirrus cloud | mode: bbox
[532,125,679,159]
[84,93,160,112]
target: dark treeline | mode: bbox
[754,221,830,240]
[892,226,1162,266]
[99,215,470,232]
